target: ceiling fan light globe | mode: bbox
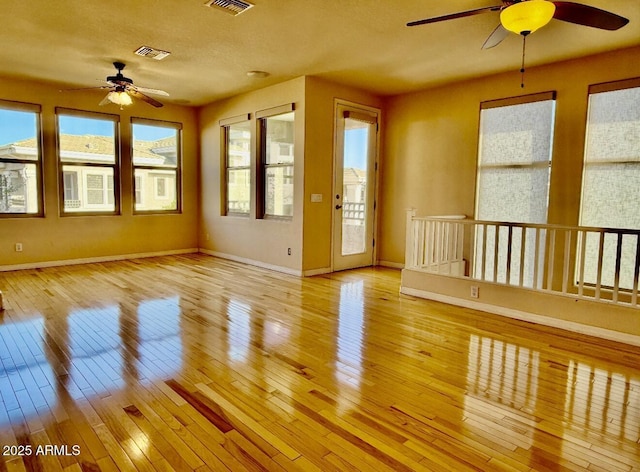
[500,0,556,35]
[107,90,133,106]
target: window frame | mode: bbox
[474,91,557,222]
[221,113,252,217]
[131,117,182,215]
[577,77,640,291]
[473,91,557,287]
[56,107,121,216]
[257,104,295,220]
[0,99,44,218]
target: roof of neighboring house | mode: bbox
[343,167,367,185]
[0,134,177,165]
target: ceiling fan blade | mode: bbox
[407,5,502,27]
[127,89,164,108]
[552,1,629,30]
[130,85,170,97]
[482,24,509,49]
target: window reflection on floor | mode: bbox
[564,360,640,443]
[226,299,252,362]
[336,280,365,389]
[0,296,183,428]
[466,334,540,412]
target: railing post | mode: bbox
[405,208,417,269]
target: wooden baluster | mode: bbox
[633,235,640,306]
[519,227,527,288]
[546,229,556,292]
[595,231,605,301]
[578,230,587,298]
[562,229,572,294]
[613,232,623,303]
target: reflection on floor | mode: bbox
[0,254,638,471]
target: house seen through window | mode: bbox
[261,111,294,218]
[132,119,181,213]
[0,101,43,216]
[57,110,119,214]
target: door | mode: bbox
[332,102,379,271]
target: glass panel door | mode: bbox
[333,103,379,271]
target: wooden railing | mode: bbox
[405,209,640,307]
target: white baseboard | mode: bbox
[377,260,404,269]
[199,249,303,276]
[401,286,640,348]
[0,248,199,272]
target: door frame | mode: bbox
[331,99,381,272]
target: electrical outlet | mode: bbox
[470,285,479,299]
[287,247,292,256]
[15,243,23,252]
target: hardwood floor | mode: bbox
[0,254,639,471]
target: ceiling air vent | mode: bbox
[204,0,254,16]
[134,46,171,61]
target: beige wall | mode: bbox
[199,78,306,272]
[379,45,640,265]
[0,76,199,267]
[199,76,382,274]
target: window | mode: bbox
[0,100,43,216]
[579,78,640,289]
[57,109,119,214]
[222,116,251,216]
[474,92,556,286]
[258,106,294,218]
[132,118,181,213]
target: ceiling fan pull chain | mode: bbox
[520,32,529,88]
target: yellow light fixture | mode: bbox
[500,0,556,35]
[107,90,133,107]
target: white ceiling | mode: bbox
[2,1,638,106]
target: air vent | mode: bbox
[204,0,254,16]
[134,46,171,61]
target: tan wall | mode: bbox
[198,77,306,272]
[402,269,640,340]
[0,76,199,267]
[380,45,640,265]
[303,77,382,272]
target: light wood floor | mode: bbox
[0,254,639,472]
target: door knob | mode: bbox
[335,204,342,210]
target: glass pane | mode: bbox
[342,121,369,256]
[585,88,640,162]
[477,167,551,224]
[58,115,116,164]
[227,168,250,214]
[265,166,293,217]
[265,112,294,165]
[479,100,556,166]
[0,163,38,214]
[579,86,640,290]
[134,169,177,211]
[475,99,555,288]
[62,165,115,212]
[132,123,178,168]
[227,121,251,167]
[0,108,39,161]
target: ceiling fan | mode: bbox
[407,1,629,50]
[61,62,169,108]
